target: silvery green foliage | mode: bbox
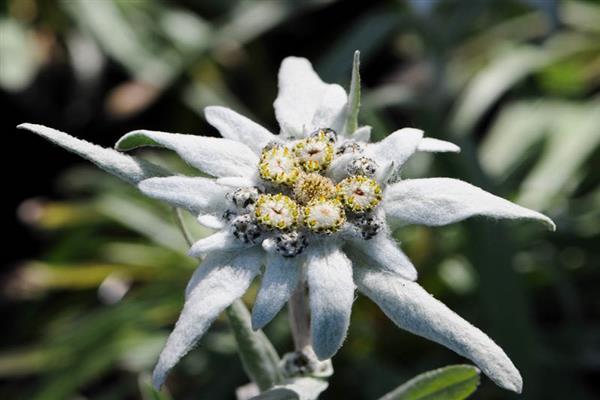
[20,53,555,394]
[377,364,480,400]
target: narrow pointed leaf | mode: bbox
[344,50,361,135]
[378,365,480,400]
[225,300,284,391]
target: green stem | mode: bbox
[172,207,194,247]
[288,281,311,351]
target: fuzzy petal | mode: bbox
[116,130,258,178]
[365,128,424,172]
[139,176,229,215]
[275,57,347,138]
[355,267,523,393]
[418,137,461,153]
[153,248,262,388]
[18,123,167,184]
[197,214,226,230]
[188,230,247,257]
[216,176,258,188]
[306,242,355,360]
[347,234,417,281]
[384,178,555,230]
[352,126,371,142]
[251,254,301,330]
[204,106,276,154]
[311,84,348,134]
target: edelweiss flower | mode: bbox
[18,54,554,393]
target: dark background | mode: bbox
[2,0,599,399]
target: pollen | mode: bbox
[259,145,301,185]
[303,198,345,234]
[293,132,334,172]
[293,173,336,205]
[336,175,382,213]
[255,193,299,231]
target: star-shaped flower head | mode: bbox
[18,52,555,393]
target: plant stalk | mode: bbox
[288,280,311,352]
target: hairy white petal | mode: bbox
[384,178,555,230]
[205,106,276,154]
[18,123,166,184]
[188,230,247,257]
[216,176,258,188]
[139,176,229,215]
[365,128,424,170]
[153,249,262,388]
[116,130,258,178]
[418,137,461,153]
[275,57,347,138]
[251,254,300,330]
[352,126,371,142]
[347,234,417,281]
[326,153,354,182]
[306,242,355,360]
[197,214,225,229]
[311,84,348,134]
[355,267,523,393]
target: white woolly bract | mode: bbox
[116,130,258,178]
[139,176,229,216]
[153,249,262,388]
[18,123,166,184]
[355,267,523,393]
[188,230,245,258]
[306,242,355,360]
[348,234,417,281]
[384,178,555,230]
[274,57,347,138]
[251,254,301,330]
[365,128,424,173]
[205,106,276,154]
[417,137,461,153]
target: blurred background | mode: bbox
[2,0,599,399]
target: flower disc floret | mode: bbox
[259,145,301,185]
[336,175,382,213]
[303,198,345,234]
[310,128,337,144]
[255,193,299,230]
[293,173,336,205]
[293,133,334,172]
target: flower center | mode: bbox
[293,173,336,205]
[293,133,334,172]
[255,193,299,230]
[336,175,382,213]
[226,128,386,255]
[259,145,301,185]
[303,198,345,234]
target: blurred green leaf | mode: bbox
[0,18,38,91]
[225,300,284,391]
[451,33,599,135]
[139,373,173,400]
[377,365,480,400]
[480,98,600,209]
